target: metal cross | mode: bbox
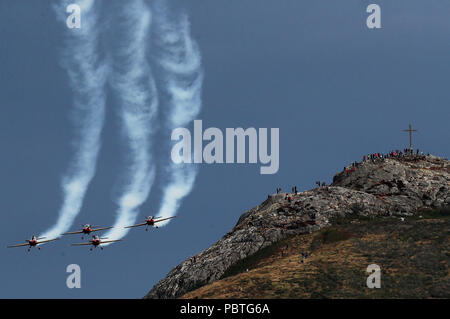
[402,124,418,154]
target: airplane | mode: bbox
[62,224,113,239]
[7,235,59,252]
[71,235,122,251]
[124,215,177,231]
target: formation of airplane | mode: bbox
[6,215,177,252]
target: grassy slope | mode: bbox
[181,209,450,299]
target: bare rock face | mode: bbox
[144,155,450,299]
[333,155,450,213]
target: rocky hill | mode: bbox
[180,210,450,298]
[144,154,450,299]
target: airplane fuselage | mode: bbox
[146,219,155,226]
[91,239,100,246]
[28,240,37,247]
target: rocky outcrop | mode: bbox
[333,155,450,213]
[145,155,450,299]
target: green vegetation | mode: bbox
[310,227,354,251]
[220,236,294,280]
[183,208,450,299]
[413,205,450,219]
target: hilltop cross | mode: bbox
[402,123,418,154]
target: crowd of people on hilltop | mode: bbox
[342,148,427,176]
[272,148,428,201]
[363,148,424,162]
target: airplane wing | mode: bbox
[154,216,177,223]
[71,242,92,246]
[90,226,113,232]
[7,243,30,248]
[37,238,59,245]
[124,223,147,229]
[62,230,83,235]
[100,240,122,244]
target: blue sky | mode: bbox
[0,0,449,298]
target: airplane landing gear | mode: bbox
[90,248,93,251]
[100,247,104,250]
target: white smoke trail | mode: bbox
[102,0,158,242]
[40,0,108,239]
[153,0,203,227]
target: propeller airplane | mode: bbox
[124,216,177,231]
[7,235,59,252]
[71,235,122,251]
